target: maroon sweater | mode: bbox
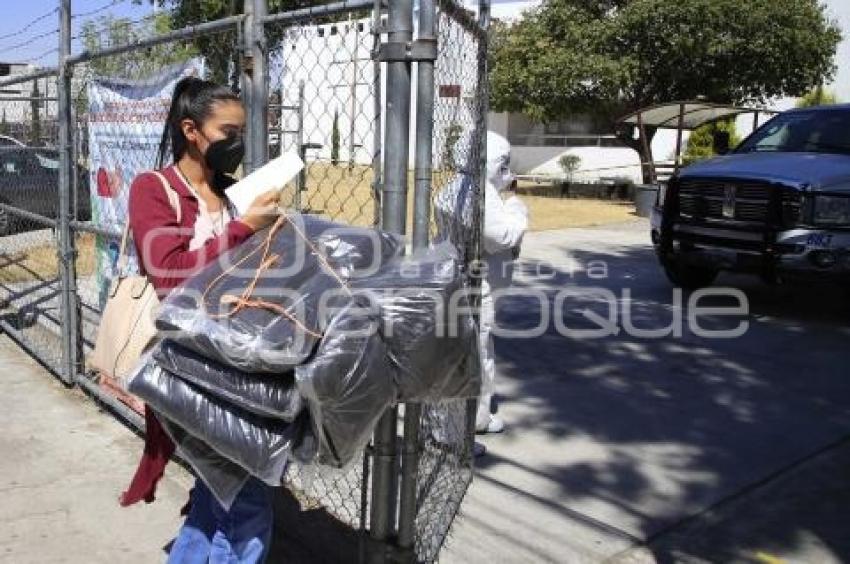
[119,164,254,507]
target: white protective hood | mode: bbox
[438,131,529,290]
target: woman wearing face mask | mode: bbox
[121,77,281,563]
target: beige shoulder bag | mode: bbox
[89,171,182,392]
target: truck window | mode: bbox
[738,110,850,156]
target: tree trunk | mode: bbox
[617,125,657,184]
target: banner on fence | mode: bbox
[87,59,202,308]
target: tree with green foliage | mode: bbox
[133,0,335,89]
[558,153,582,180]
[797,85,839,108]
[81,13,199,78]
[682,119,741,165]
[491,0,842,182]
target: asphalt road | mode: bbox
[443,218,850,563]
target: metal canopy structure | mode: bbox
[616,101,780,182]
[618,101,777,130]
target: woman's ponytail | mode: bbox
[155,76,240,169]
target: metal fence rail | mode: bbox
[0,1,489,562]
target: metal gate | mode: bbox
[0,1,489,561]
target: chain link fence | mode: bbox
[266,12,379,227]
[261,8,381,546]
[0,1,489,562]
[0,73,66,374]
[431,0,485,243]
[68,24,241,378]
[413,1,487,559]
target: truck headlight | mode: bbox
[813,195,850,225]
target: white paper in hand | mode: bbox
[226,151,304,215]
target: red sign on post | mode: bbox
[439,84,462,98]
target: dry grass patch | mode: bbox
[278,163,378,228]
[0,232,96,284]
[519,196,636,232]
[285,163,636,232]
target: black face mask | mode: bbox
[204,134,244,174]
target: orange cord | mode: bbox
[198,213,353,339]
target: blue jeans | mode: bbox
[167,477,273,564]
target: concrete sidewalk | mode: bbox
[1,328,625,564]
[0,334,191,563]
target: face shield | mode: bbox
[486,132,514,191]
[450,130,515,191]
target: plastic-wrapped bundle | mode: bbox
[295,296,396,468]
[128,360,307,484]
[153,339,303,421]
[351,243,480,401]
[156,213,403,373]
[157,415,251,510]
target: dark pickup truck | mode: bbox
[0,146,91,236]
[651,105,850,289]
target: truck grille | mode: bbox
[678,179,773,223]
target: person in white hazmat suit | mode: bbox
[435,131,529,434]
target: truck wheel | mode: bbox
[662,261,718,290]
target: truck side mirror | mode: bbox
[713,130,731,155]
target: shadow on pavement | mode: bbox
[477,233,850,559]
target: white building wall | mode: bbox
[512,145,643,183]
[270,13,482,171]
[271,19,375,166]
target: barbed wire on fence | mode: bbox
[1,29,61,55]
[29,47,61,66]
[71,0,133,20]
[0,8,59,42]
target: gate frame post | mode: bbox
[370,0,416,561]
[243,0,269,174]
[396,0,438,556]
[464,0,492,472]
[58,0,79,386]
